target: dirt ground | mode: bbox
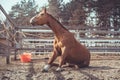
[0,53,120,80]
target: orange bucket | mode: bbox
[20,53,31,63]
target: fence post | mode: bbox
[6,48,10,64]
[6,38,10,64]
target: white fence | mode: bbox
[17,29,120,54]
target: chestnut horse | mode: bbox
[30,8,90,72]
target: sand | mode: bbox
[0,54,120,80]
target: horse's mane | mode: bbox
[48,14,68,31]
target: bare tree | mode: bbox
[9,0,38,26]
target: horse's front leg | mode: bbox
[42,48,59,72]
[56,47,67,72]
[56,56,65,72]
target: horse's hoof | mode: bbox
[56,67,63,72]
[42,64,51,72]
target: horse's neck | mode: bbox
[47,16,68,39]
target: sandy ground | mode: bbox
[0,53,120,80]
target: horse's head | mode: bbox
[30,8,49,26]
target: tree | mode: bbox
[47,0,63,20]
[70,0,86,26]
[94,0,120,31]
[111,0,120,31]
[9,0,38,26]
[60,0,88,26]
[0,20,2,29]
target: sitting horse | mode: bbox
[30,8,91,72]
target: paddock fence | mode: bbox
[15,28,120,57]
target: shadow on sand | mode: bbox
[52,65,115,80]
[26,62,35,80]
[77,66,115,80]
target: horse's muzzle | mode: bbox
[30,18,36,25]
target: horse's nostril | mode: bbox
[30,19,36,26]
[30,19,35,25]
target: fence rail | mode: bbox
[17,29,120,54]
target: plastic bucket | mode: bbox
[20,53,31,63]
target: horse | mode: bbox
[30,8,91,72]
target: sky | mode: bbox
[0,0,70,13]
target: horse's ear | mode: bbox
[44,7,47,13]
[41,7,47,14]
[43,7,47,13]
